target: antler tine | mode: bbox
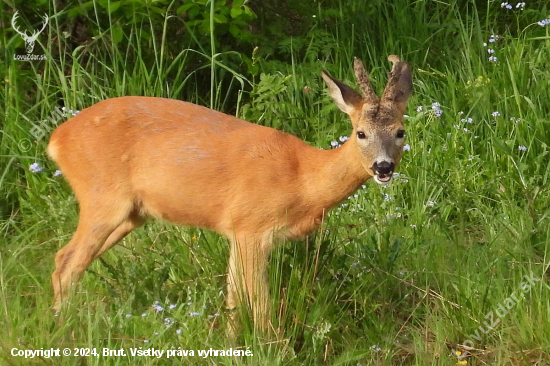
[30,14,48,38]
[38,14,49,33]
[353,57,379,103]
[386,55,407,83]
[11,11,27,36]
[382,54,413,108]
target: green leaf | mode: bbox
[111,25,123,44]
[67,6,84,18]
[492,136,512,156]
[188,6,200,20]
[139,29,151,41]
[150,6,165,15]
[232,0,244,7]
[214,14,227,23]
[517,162,529,174]
[107,1,121,13]
[230,7,242,18]
[177,3,196,14]
[243,5,255,18]
[186,19,202,27]
[200,18,211,33]
[228,24,240,37]
[213,13,228,24]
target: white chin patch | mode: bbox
[374,174,393,185]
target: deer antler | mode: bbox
[353,57,379,104]
[29,14,49,41]
[381,55,413,113]
[32,14,49,38]
[11,11,28,38]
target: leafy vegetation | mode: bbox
[1,0,550,364]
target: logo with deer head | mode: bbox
[11,11,48,54]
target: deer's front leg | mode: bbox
[226,235,271,336]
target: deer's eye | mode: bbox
[357,131,366,139]
[396,130,405,139]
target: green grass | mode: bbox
[2,0,550,365]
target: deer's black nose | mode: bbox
[371,161,395,175]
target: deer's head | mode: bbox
[322,55,413,185]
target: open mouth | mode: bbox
[374,173,393,185]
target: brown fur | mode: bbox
[48,56,413,335]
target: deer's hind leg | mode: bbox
[52,200,139,311]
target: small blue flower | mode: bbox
[518,145,527,151]
[189,312,201,317]
[538,19,550,27]
[492,111,500,117]
[403,144,411,151]
[501,2,512,9]
[164,317,175,327]
[29,163,43,173]
[53,169,62,177]
[430,102,443,118]
[416,106,423,112]
[330,141,339,148]
[169,304,177,310]
[489,56,498,62]
[152,301,164,312]
[339,136,349,143]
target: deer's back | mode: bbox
[48,96,317,236]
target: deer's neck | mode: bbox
[301,138,371,211]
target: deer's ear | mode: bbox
[322,71,363,115]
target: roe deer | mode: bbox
[48,55,412,334]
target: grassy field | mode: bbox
[1,0,550,365]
